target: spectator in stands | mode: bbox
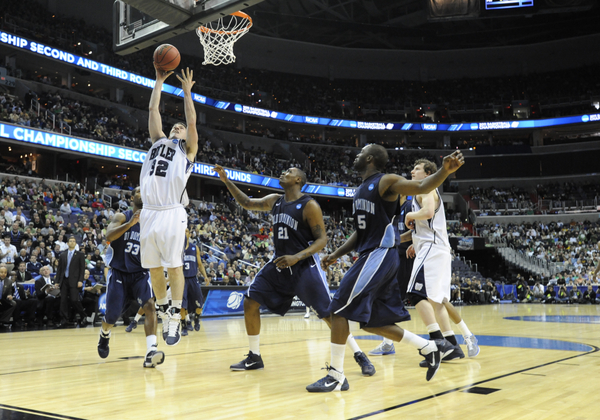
[34,265,60,325]
[59,201,72,217]
[582,285,596,304]
[543,285,556,303]
[556,285,569,303]
[26,254,43,276]
[14,261,33,283]
[532,282,545,301]
[0,235,18,274]
[0,266,16,327]
[568,286,582,304]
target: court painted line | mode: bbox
[0,404,86,420]
[505,315,600,324]
[346,343,599,420]
[354,334,593,352]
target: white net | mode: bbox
[196,12,252,66]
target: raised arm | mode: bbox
[176,68,198,161]
[381,151,464,198]
[214,165,280,211]
[105,212,139,242]
[274,200,327,269]
[148,64,172,143]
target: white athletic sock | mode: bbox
[457,320,472,338]
[346,334,361,354]
[248,335,260,355]
[101,327,110,336]
[134,313,142,322]
[330,343,346,373]
[185,314,190,322]
[383,338,394,346]
[400,330,432,353]
[156,297,169,307]
[426,323,441,334]
[171,299,182,310]
[442,331,455,338]
[146,335,157,354]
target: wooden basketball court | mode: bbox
[1,303,599,419]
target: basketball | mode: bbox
[153,44,180,72]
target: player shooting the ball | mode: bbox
[138,61,199,347]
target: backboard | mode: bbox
[113,0,264,55]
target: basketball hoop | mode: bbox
[196,11,252,66]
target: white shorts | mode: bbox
[140,205,186,269]
[406,242,451,304]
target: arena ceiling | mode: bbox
[237,0,600,49]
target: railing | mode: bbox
[199,243,259,269]
[538,197,598,213]
[496,247,563,280]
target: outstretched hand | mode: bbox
[442,150,465,174]
[214,165,228,182]
[175,67,195,94]
[153,63,173,82]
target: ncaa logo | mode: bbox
[511,121,519,128]
[271,111,278,118]
[415,283,423,291]
[368,184,375,191]
[296,204,302,209]
[227,292,244,310]
[349,121,357,128]
[137,298,143,305]
[172,139,178,145]
[470,123,479,130]
[337,188,345,197]
[234,104,242,112]
[582,115,590,123]
[386,123,394,130]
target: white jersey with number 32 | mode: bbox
[140,137,193,207]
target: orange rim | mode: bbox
[198,11,253,35]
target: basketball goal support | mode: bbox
[113,0,264,55]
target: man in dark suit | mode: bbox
[14,261,33,283]
[7,275,37,328]
[0,266,16,327]
[55,235,88,327]
[34,265,61,325]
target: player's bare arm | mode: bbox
[406,244,416,258]
[105,211,140,242]
[274,200,327,269]
[405,191,436,229]
[400,230,413,244]
[321,231,358,270]
[214,164,280,211]
[176,68,199,161]
[148,63,173,142]
[381,151,464,198]
[196,246,208,281]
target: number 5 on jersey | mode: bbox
[357,215,366,229]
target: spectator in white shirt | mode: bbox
[0,235,18,273]
[59,201,72,216]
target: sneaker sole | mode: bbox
[368,351,395,356]
[230,366,264,371]
[468,347,481,358]
[144,352,165,368]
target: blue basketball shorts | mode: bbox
[329,247,410,328]
[103,268,153,325]
[247,255,331,318]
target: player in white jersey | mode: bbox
[405,159,479,360]
[140,65,198,346]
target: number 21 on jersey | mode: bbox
[278,227,289,239]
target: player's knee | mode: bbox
[407,293,427,306]
[243,297,260,311]
[143,300,155,315]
